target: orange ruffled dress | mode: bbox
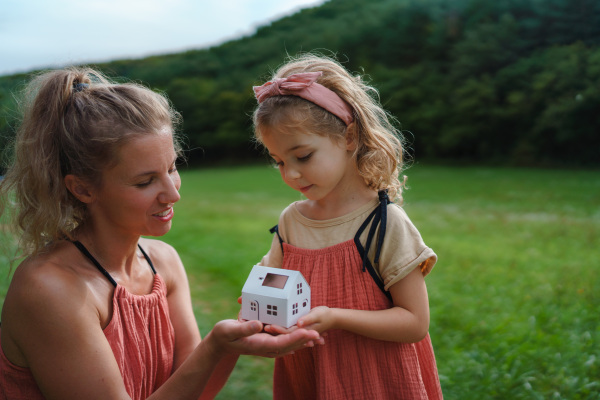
[0,243,174,400]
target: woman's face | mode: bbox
[87,129,181,240]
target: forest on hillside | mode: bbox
[1,0,599,168]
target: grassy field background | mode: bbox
[1,164,598,399]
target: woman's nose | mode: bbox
[159,174,181,204]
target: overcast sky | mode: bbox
[0,0,325,76]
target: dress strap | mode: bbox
[354,190,392,301]
[72,241,156,287]
[270,224,284,254]
[137,244,157,274]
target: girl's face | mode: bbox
[87,129,181,240]
[261,126,357,203]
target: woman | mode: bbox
[0,67,321,399]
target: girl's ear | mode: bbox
[64,175,95,204]
[345,122,358,151]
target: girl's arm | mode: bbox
[278,265,430,343]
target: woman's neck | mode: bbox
[74,225,141,277]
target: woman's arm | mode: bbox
[142,239,322,399]
[2,244,321,400]
[153,240,238,398]
[3,261,134,400]
[149,319,319,400]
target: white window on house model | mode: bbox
[292,303,298,315]
[297,282,303,295]
[250,301,257,312]
[267,304,278,316]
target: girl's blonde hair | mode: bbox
[0,67,182,259]
[253,53,406,202]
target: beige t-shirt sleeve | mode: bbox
[259,233,283,268]
[375,204,437,290]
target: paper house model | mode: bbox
[241,265,311,328]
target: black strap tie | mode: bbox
[353,190,392,300]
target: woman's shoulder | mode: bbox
[137,238,185,285]
[2,242,100,354]
[137,238,181,269]
[9,241,94,299]
[138,237,178,260]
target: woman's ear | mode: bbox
[64,175,94,204]
[345,122,358,151]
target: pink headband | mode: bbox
[253,71,354,126]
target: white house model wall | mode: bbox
[241,265,311,328]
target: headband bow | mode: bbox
[253,71,354,126]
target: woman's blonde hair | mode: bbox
[0,67,182,259]
[253,53,406,202]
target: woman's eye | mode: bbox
[135,179,153,188]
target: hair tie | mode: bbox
[253,71,354,126]
[73,83,89,92]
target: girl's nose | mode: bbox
[285,165,301,180]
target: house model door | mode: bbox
[248,300,259,320]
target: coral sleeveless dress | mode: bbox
[0,241,175,400]
[273,194,443,400]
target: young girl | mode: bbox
[252,54,443,399]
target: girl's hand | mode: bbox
[207,319,321,358]
[296,306,334,334]
[265,306,334,336]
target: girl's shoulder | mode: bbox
[386,202,424,236]
[278,200,300,218]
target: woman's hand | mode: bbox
[206,319,323,358]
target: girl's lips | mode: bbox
[299,185,313,193]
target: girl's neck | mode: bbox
[298,184,378,220]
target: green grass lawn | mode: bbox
[1,164,598,399]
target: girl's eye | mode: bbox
[298,153,312,162]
